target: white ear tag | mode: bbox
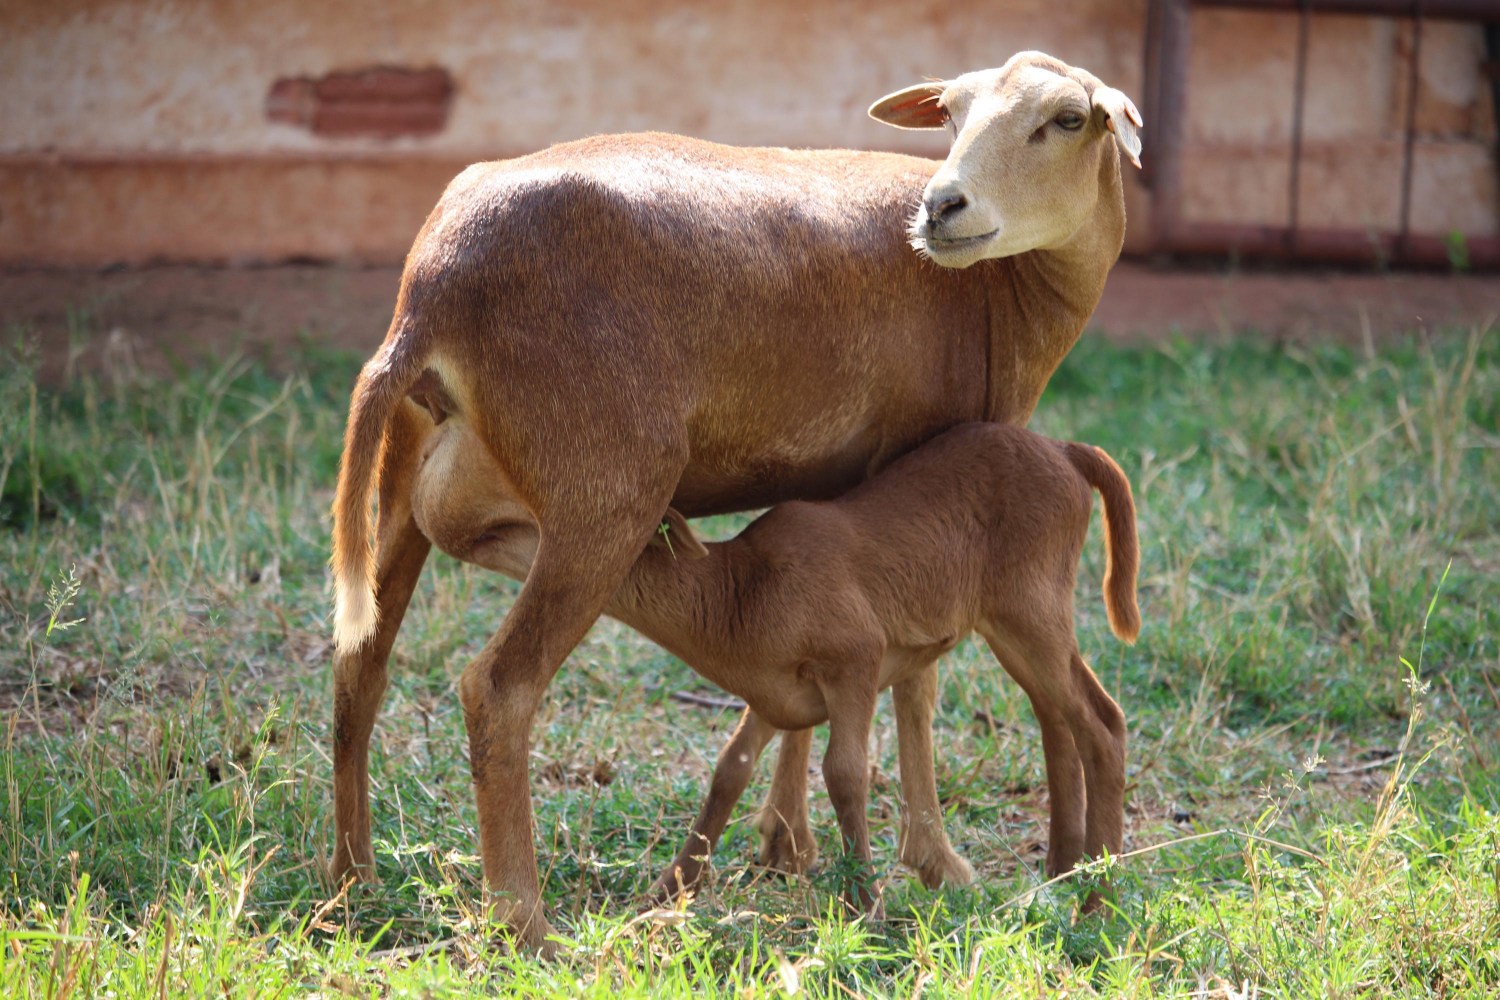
[1094,87,1143,169]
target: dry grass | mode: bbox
[1,322,1497,996]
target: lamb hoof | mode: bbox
[905,849,975,890]
[840,878,885,922]
[757,821,819,875]
[645,864,701,908]
[488,899,562,959]
[329,855,377,886]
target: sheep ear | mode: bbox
[1092,86,1143,169]
[868,82,948,130]
[652,508,709,559]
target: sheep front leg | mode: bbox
[893,663,974,889]
[756,728,820,875]
[648,708,778,905]
[818,673,881,917]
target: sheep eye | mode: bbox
[1055,111,1086,131]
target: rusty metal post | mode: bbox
[1142,0,1500,269]
[1397,4,1425,262]
[1141,0,1166,191]
[1288,1,1312,250]
[1150,0,1194,252]
[1484,21,1500,237]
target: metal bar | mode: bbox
[1150,0,1194,250]
[1191,0,1500,20]
[1486,22,1500,237]
[1288,2,1312,248]
[1148,0,1500,268]
[1397,6,1424,262]
[1140,0,1166,191]
[1153,220,1500,265]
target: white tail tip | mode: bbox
[333,578,378,654]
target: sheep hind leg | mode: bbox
[460,510,680,953]
[978,623,1088,878]
[457,421,686,954]
[330,520,430,885]
[893,661,974,890]
[756,728,820,876]
[647,708,779,906]
[331,402,433,886]
[1071,651,1127,870]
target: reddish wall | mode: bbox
[0,0,1142,266]
[1,0,1493,266]
[1180,10,1496,243]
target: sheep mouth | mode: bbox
[923,229,999,252]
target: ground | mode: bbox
[3,260,1498,379]
[1,260,1496,995]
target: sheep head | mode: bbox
[869,51,1142,269]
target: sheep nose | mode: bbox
[926,191,968,223]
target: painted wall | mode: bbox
[1,0,1493,265]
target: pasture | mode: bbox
[1,320,1496,997]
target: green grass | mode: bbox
[1,321,1497,997]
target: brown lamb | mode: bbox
[613,421,1141,912]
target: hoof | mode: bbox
[757,817,819,875]
[490,899,561,959]
[329,855,377,886]
[904,848,975,890]
[644,863,702,908]
[840,877,884,922]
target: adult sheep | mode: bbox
[329,49,1143,952]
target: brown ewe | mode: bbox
[329,50,1143,950]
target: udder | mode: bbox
[410,418,539,581]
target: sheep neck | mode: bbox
[981,149,1126,425]
[604,542,757,692]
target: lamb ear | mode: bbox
[868,82,948,130]
[652,508,709,559]
[1092,86,1143,169]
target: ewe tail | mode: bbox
[331,322,427,654]
[1063,442,1140,643]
